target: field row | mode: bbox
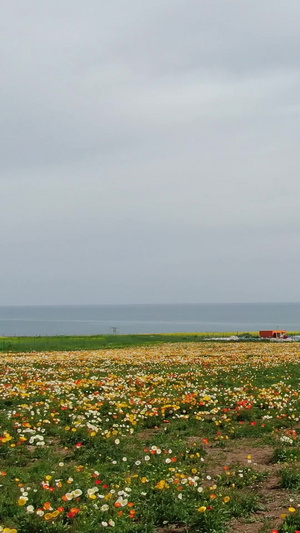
[1,343,300,532]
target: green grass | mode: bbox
[0,331,263,353]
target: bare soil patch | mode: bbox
[136,428,162,441]
[156,526,187,533]
[191,439,289,532]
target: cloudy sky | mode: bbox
[1,0,300,305]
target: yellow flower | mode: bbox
[289,507,296,513]
[198,506,207,513]
[224,496,230,503]
[18,496,28,506]
[155,480,168,490]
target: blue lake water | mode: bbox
[0,303,300,336]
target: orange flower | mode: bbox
[43,502,52,510]
[67,507,80,519]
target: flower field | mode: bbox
[2,342,300,532]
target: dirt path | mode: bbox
[202,441,289,532]
[155,439,292,532]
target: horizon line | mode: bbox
[1,301,300,308]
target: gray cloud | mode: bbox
[1,0,300,304]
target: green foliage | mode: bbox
[0,332,264,353]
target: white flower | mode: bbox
[108,519,115,527]
[87,487,99,497]
[101,504,109,511]
[178,493,183,499]
[115,496,128,507]
[144,455,150,461]
[101,521,108,527]
[27,505,34,513]
[114,439,120,445]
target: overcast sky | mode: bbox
[1,0,300,305]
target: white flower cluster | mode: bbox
[29,435,45,446]
[280,435,294,445]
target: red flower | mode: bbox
[67,507,80,519]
